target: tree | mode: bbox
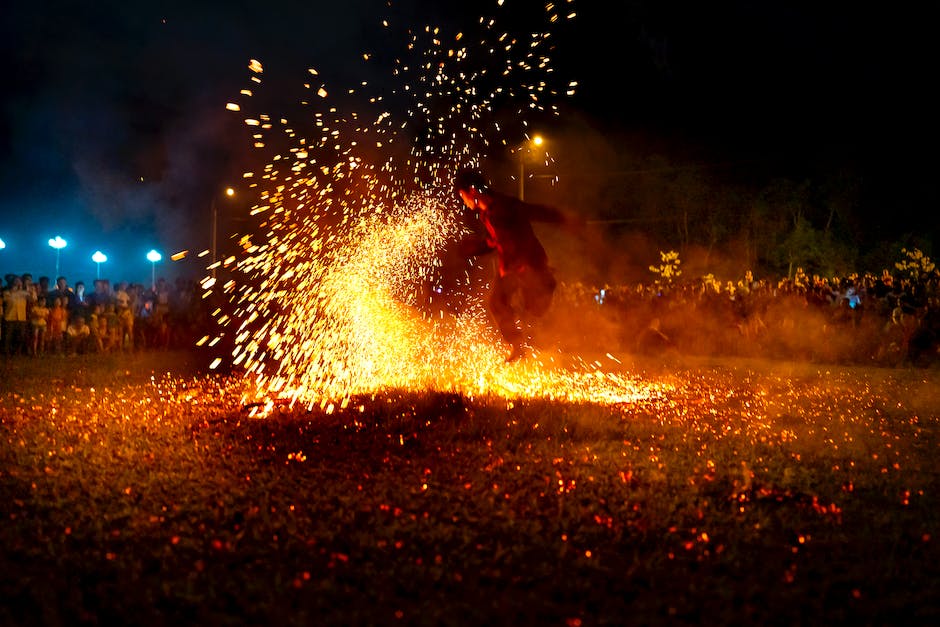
[774,216,825,278]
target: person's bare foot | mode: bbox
[505,343,526,363]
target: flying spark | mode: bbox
[205,1,661,412]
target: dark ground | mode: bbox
[1,350,939,626]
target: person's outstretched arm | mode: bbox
[518,199,586,234]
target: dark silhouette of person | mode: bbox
[454,167,581,361]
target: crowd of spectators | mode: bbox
[1,273,209,358]
[554,266,940,368]
[4,263,939,369]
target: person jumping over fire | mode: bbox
[454,167,582,362]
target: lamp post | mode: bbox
[211,186,236,279]
[48,236,67,278]
[92,251,107,279]
[146,249,162,290]
[517,134,544,201]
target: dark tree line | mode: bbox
[505,122,934,283]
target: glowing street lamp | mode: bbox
[518,134,544,201]
[0,238,5,250]
[48,236,67,278]
[211,186,236,278]
[92,250,107,279]
[146,249,162,290]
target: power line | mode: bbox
[548,158,766,178]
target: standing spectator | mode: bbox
[129,283,145,319]
[46,297,68,354]
[113,283,134,350]
[135,297,154,349]
[2,275,30,355]
[103,303,120,352]
[88,305,108,353]
[21,273,36,304]
[88,279,113,308]
[0,277,5,344]
[22,274,39,336]
[49,276,77,311]
[29,296,50,355]
[153,278,172,348]
[114,281,130,311]
[73,281,90,317]
[171,277,195,347]
[37,276,52,305]
[118,299,135,351]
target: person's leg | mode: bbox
[489,274,522,343]
[14,321,28,355]
[514,267,557,349]
[524,268,557,318]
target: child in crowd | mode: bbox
[28,297,49,355]
[105,303,121,352]
[46,297,67,354]
[87,303,104,353]
[65,314,92,354]
[118,300,134,351]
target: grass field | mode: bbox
[1,351,938,626]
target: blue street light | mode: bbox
[48,236,67,277]
[0,238,6,250]
[146,249,162,289]
[92,250,107,279]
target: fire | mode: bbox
[205,1,665,412]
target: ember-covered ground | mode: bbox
[1,351,938,626]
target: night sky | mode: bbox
[1,0,934,284]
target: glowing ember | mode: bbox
[205,1,659,410]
